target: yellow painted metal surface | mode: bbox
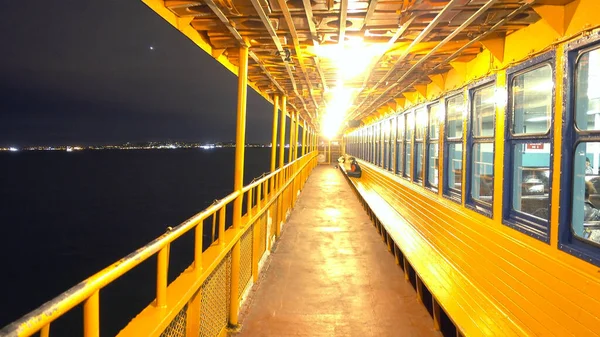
[341,2,600,335]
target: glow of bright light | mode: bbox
[314,40,387,80]
[8,147,18,152]
[321,85,356,139]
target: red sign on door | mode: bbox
[526,143,544,150]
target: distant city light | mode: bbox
[9,147,18,152]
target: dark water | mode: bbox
[0,148,280,336]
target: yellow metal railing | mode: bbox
[0,151,318,337]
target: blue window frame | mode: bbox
[380,121,385,168]
[369,125,375,164]
[405,111,414,178]
[503,52,555,243]
[389,117,396,172]
[466,79,496,216]
[414,107,427,183]
[443,93,465,203]
[560,31,600,267]
[396,114,404,175]
[426,102,441,190]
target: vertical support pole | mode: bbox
[195,221,203,274]
[433,299,441,331]
[279,97,287,169]
[219,207,226,246]
[230,43,248,329]
[270,95,279,197]
[83,291,100,337]
[40,324,50,337]
[156,245,169,308]
[328,140,331,164]
[294,115,300,161]
[277,97,287,237]
[288,111,295,164]
[302,120,307,157]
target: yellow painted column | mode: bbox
[302,120,307,156]
[288,111,295,164]
[277,96,287,237]
[270,95,279,172]
[230,44,248,329]
[279,97,287,169]
[294,115,300,160]
[270,95,279,196]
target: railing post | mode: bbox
[219,207,226,246]
[40,324,50,337]
[229,42,249,330]
[156,244,169,308]
[83,291,100,337]
[195,222,203,274]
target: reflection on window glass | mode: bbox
[512,65,552,135]
[415,107,427,140]
[428,143,439,188]
[575,47,600,131]
[396,116,404,175]
[472,85,495,137]
[512,143,550,220]
[415,143,423,181]
[446,95,464,138]
[471,143,494,204]
[405,140,411,177]
[429,103,441,139]
[573,142,600,245]
[448,143,462,192]
[406,112,414,140]
[405,113,414,177]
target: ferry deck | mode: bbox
[2,0,600,336]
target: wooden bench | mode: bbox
[339,163,527,336]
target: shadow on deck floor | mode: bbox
[236,165,439,337]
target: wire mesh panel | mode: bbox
[199,253,231,337]
[259,213,267,258]
[239,227,253,297]
[159,304,188,337]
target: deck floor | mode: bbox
[236,166,439,337]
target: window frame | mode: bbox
[426,101,442,191]
[414,106,427,184]
[396,113,404,176]
[465,77,497,217]
[404,110,415,179]
[389,117,396,172]
[559,31,600,267]
[502,52,556,243]
[443,91,466,204]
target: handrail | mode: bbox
[0,151,318,337]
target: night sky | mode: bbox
[0,0,275,146]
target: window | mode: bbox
[375,123,381,166]
[561,34,600,266]
[427,103,442,189]
[396,114,404,175]
[414,107,427,183]
[405,111,414,178]
[389,117,396,171]
[444,94,465,202]
[504,56,554,241]
[467,82,495,215]
[370,125,375,163]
